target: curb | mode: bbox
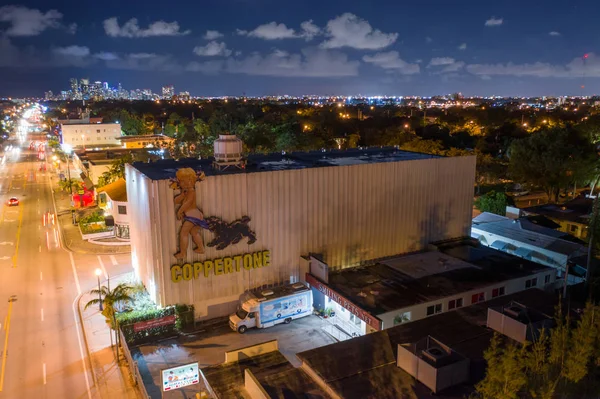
[76,292,100,390]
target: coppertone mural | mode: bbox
[170,167,257,260]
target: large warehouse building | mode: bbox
[126,135,476,320]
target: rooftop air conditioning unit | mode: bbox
[504,305,526,319]
[422,347,448,364]
[261,290,274,297]
[292,283,305,290]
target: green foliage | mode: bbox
[79,211,104,224]
[509,127,598,202]
[474,190,508,215]
[58,178,83,193]
[85,283,134,329]
[117,303,194,345]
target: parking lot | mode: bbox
[132,315,336,398]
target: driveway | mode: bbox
[132,315,335,398]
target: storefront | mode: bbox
[126,135,476,320]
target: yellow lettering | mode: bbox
[182,263,192,281]
[243,254,253,270]
[171,265,182,283]
[193,262,203,279]
[204,260,214,277]
[234,255,242,272]
[214,258,224,275]
[262,251,271,267]
[253,252,263,268]
[223,257,233,274]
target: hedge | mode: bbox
[117,304,194,346]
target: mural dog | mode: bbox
[204,216,257,250]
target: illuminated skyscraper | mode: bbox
[162,85,175,99]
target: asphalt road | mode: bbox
[0,133,132,398]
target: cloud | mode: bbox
[320,13,398,50]
[193,41,232,57]
[300,20,321,40]
[94,51,119,61]
[66,23,77,34]
[458,43,467,50]
[129,53,158,59]
[485,17,503,27]
[428,57,456,66]
[186,60,224,74]
[53,45,90,57]
[425,36,433,43]
[362,51,420,74]
[103,52,181,71]
[440,61,465,73]
[103,17,190,38]
[244,22,297,40]
[0,5,63,36]
[224,48,359,77]
[203,30,223,40]
[549,31,561,36]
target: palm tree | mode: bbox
[85,283,133,360]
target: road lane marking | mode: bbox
[43,363,46,384]
[11,203,23,268]
[41,308,44,322]
[39,245,41,253]
[69,252,81,295]
[40,271,42,281]
[109,255,118,266]
[97,255,108,279]
[71,297,93,399]
[0,298,15,392]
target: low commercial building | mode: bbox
[117,134,174,149]
[97,178,130,240]
[126,135,476,320]
[73,148,158,186]
[472,212,588,284]
[306,238,556,337]
[296,288,565,398]
[60,122,122,148]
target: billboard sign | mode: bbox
[161,362,200,392]
[133,314,176,333]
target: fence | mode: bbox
[120,329,152,399]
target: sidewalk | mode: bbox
[79,272,140,399]
[50,174,130,255]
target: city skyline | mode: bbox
[1,1,599,97]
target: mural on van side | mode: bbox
[170,167,257,260]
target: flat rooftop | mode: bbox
[250,282,309,302]
[523,197,593,224]
[130,147,442,181]
[297,289,562,399]
[326,239,553,315]
[202,350,328,399]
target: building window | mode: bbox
[471,292,485,304]
[118,205,127,215]
[569,224,579,233]
[545,274,551,284]
[526,278,538,288]
[426,303,442,316]
[492,287,505,298]
[394,311,411,325]
[448,298,463,310]
[99,193,107,205]
[96,129,100,133]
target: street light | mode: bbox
[95,269,103,311]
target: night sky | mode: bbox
[0,0,598,97]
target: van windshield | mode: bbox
[236,308,248,319]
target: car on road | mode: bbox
[7,197,19,206]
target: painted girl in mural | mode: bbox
[173,168,207,259]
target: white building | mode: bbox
[126,135,476,321]
[471,212,587,284]
[97,178,130,239]
[60,122,122,148]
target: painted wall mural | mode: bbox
[170,167,257,260]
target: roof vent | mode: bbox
[292,283,305,290]
[213,134,246,171]
[261,290,274,297]
[422,347,449,364]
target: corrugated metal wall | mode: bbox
[127,155,476,319]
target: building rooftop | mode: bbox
[97,178,127,202]
[75,148,159,166]
[472,212,586,256]
[202,350,328,399]
[250,282,309,302]
[116,134,174,142]
[325,239,552,315]
[523,197,593,225]
[296,289,563,399]
[130,147,443,181]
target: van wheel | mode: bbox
[284,318,292,324]
[238,325,247,334]
[277,313,281,319]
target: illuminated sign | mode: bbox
[171,250,271,283]
[305,273,382,330]
[133,315,176,333]
[161,362,199,392]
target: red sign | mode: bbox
[133,315,176,333]
[306,273,382,330]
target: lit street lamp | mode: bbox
[95,269,103,311]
